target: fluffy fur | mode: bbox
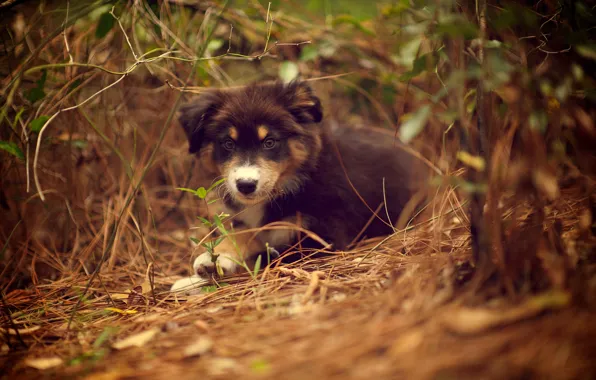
[171,81,427,292]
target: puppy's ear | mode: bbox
[283,81,323,124]
[178,91,221,154]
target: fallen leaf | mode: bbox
[250,358,271,374]
[112,328,160,350]
[388,329,424,356]
[456,151,486,171]
[208,357,237,376]
[205,306,223,314]
[0,325,40,335]
[183,336,214,357]
[441,291,570,335]
[193,320,210,332]
[104,307,138,315]
[25,357,63,370]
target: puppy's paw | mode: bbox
[170,275,208,295]
[193,252,239,277]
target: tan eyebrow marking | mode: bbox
[229,127,238,140]
[257,125,269,141]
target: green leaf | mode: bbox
[399,105,431,143]
[212,214,228,236]
[456,151,486,171]
[279,61,299,83]
[177,187,199,195]
[29,115,50,133]
[92,326,119,349]
[201,285,218,293]
[216,261,224,277]
[430,175,488,194]
[201,241,214,253]
[206,178,226,193]
[250,358,271,374]
[13,107,25,127]
[435,20,478,40]
[206,39,224,53]
[190,237,200,245]
[96,12,115,39]
[399,52,439,82]
[529,111,548,133]
[37,69,47,87]
[197,216,211,227]
[196,187,207,199]
[0,141,24,160]
[201,282,229,294]
[300,45,318,62]
[576,45,596,61]
[253,254,262,278]
[25,88,46,103]
[71,140,88,149]
[25,69,47,103]
[68,79,83,93]
[318,39,338,58]
[213,236,225,248]
[332,15,375,36]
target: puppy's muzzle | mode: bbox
[236,179,258,195]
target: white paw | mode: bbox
[193,251,239,277]
[170,275,208,295]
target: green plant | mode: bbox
[178,179,263,280]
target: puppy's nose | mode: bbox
[236,179,257,195]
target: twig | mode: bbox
[63,0,74,64]
[110,5,138,60]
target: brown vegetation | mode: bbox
[1,1,595,379]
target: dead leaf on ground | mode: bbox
[0,325,40,335]
[183,336,214,357]
[193,320,210,332]
[441,291,570,335]
[208,357,238,376]
[112,328,160,350]
[388,329,424,356]
[104,307,138,315]
[24,357,63,370]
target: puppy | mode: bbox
[170,81,427,292]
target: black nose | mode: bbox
[236,179,257,195]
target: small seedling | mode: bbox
[178,178,258,280]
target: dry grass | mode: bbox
[2,188,595,379]
[2,1,596,379]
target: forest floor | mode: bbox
[2,187,596,380]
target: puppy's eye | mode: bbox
[262,138,277,150]
[222,139,235,151]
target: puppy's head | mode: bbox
[179,81,323,205]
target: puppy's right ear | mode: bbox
[178,92,221,154]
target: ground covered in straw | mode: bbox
[3,187,596,380]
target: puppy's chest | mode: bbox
[235,204,266,229]
[226,202,298,248]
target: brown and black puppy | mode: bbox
[171,81,427,292]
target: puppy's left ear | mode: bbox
[283,81,323,124]
[178,91,221,154]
